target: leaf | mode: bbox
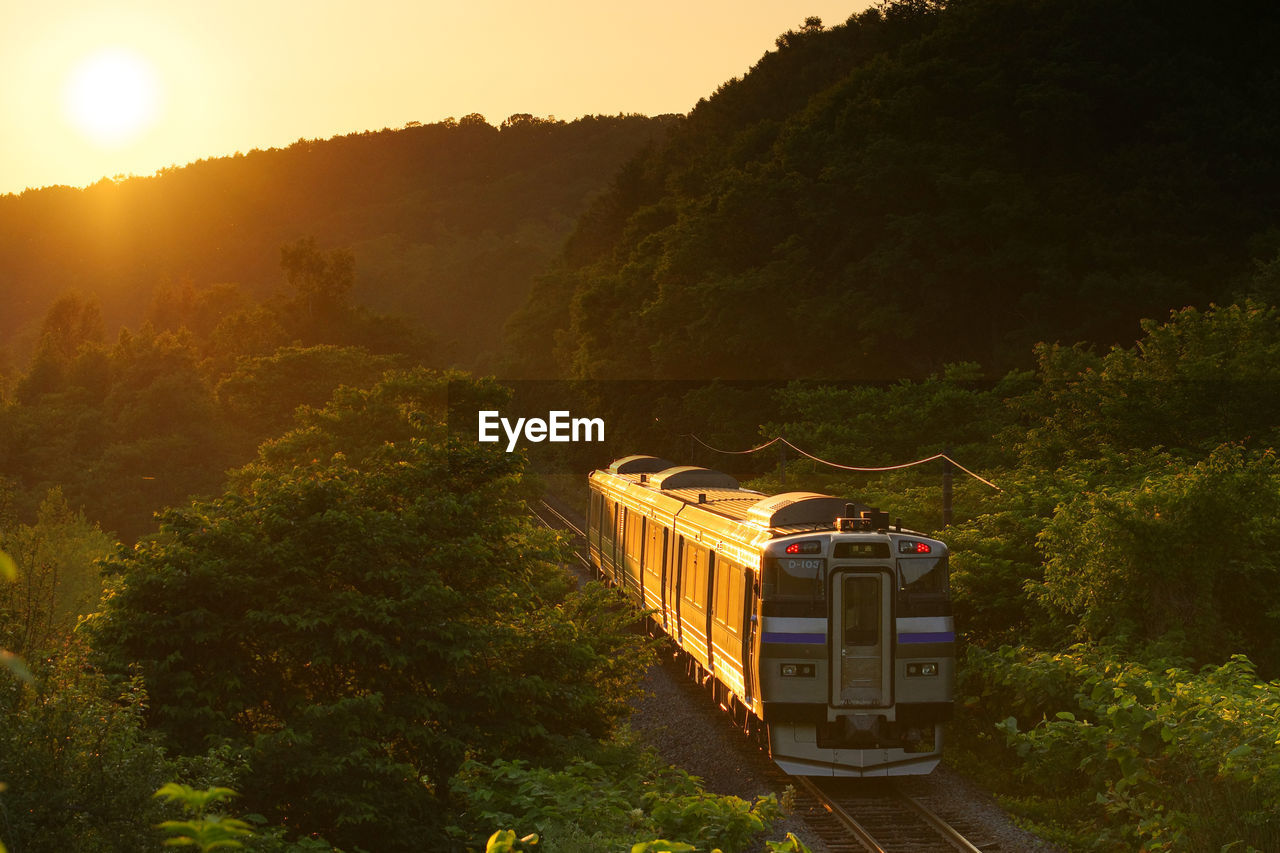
[486,830,540,852]
[0,549,16,582]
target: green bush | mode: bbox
[88,371,652,851]
[1036,445,1280,671]
[449,735,782,853]
[0,641,171,853]
[963,644,1280,851]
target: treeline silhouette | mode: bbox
[0,113,672,371]
[503,0,1280,379]
[0,236,431,542]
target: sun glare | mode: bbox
[62,47,161,147]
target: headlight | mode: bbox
[780,663,815,678]
[906,662,939,677]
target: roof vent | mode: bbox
[835,508,890,532]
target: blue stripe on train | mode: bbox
[897,632,956,644]
[762,632,827,645]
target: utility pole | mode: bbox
[779,441,787,489]
[942,446,953,527]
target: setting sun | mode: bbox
[62,47,160,147]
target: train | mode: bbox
[587,455,955,777]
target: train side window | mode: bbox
[714,560,743,635]
[626,511,643,561]
[645,521,662,570]
[683,545,708,607]
[589,493,600,534]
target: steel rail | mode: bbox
[528,499,592,572]
[899,792,985,853]
[534,498,586,538]
[793,777,887,853]
[796,776,985,853]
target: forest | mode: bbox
[502,0,1280,380]
[5,0,1280,850]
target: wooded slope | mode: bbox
[503,0,1280,379]
[0,113,671,369]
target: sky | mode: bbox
[2,1,869,197]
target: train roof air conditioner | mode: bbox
[748,493,868,529]
[648,466,739,490]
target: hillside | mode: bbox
[0,113,672,371]
[502,0,1280,380]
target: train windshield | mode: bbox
[762,556,826,617]
[897,555,951,617]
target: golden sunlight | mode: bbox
[62,47,161,147]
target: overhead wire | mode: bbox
[684,434,1002,491]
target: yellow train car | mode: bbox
[588,455,954,777]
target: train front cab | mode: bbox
[759,525,955,777]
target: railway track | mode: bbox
[792,776,992,852]
[528,497,592,573]
[529,494,993,853]
[531,496,586,538]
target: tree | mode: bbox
[214,344,401,439]
[88,370,651,850]
[280,238,355,327]
[0,641,171,853]
[1036,446,1280,671]
[0,487,112,657]
[13,293,107,404]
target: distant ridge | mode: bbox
[0,113,673,369]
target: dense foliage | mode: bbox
[504,0,1280,380]
[0,241,425,541]
[449,736,782,852]
[0,641,171,852]
[80,370,653,849]
[968,647,1280,851]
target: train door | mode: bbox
[744,570,760,706]
[588,492,599,565]
[599,498,616,579]
[593,493,611,579]
[679,542,712,672]
[658,527,670,631]
[705,551,717,672]
[636,515,647,603]
[613,505,626,583]
[830,569,893,708]
[670,535,685,644]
